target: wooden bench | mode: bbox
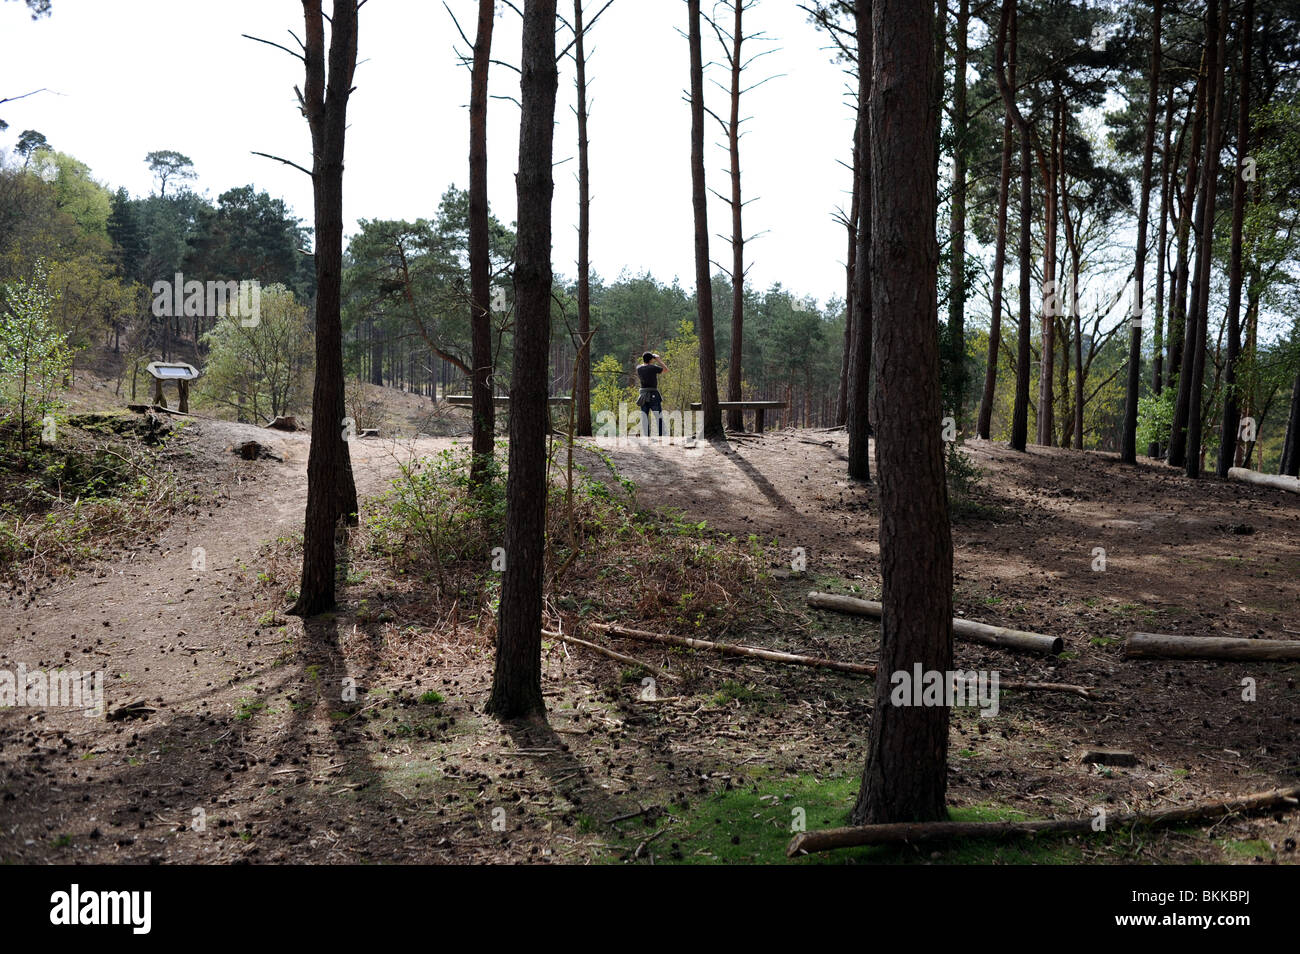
[689,400,788,434]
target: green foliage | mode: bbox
[341,187,514,385]
[144,149,196,196]
[660,319,703,413]
[591,353,634,423]
[366,447,508,579]
[0,260,71,448]
[945,441,983,499]
[29,150,112,238]
[197,284,312,421]
[1136,387,1176,452]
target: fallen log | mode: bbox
[1227,467,1300,494]
[590,623,1093,697]
[788,783,1300,857]
[543,629,678,682]
[1125,631,1300,661]
[806,591,1063,655]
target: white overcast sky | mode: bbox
[0,0,859,305]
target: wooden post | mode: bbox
[755,408,765,433]
[178,380,190,413]
[153,376,165,408]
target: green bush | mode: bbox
[366,447,506,574]
[1136,388,1176,452]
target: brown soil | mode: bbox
[1,418,1297,864]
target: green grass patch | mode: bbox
[1216,838,1274,861]
[235,698,268,721]
[624,774,1131,865]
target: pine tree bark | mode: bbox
[1281,372,1300,477]
[688,0,725,441]
[369,318,384,386]
[846,0,872,480]
[1150,85,1174,458]
[724,0,746,433]
[573,0,593,437]
[1059,128,1083,450]
[469,0,497,481]
[1174,0,1226,477]
[947,0,968,427]
[1123,0,1162,464]
[1217,0,1252,478]
[994,0,1031,452]
[486,0,558,722]
[290,0,360,618]
[977,31,1014,442]
[1037,97,1059,447]
[1168,74,1204,396]
[836,116,859,428]
[851,0,952,827]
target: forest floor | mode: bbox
[2,392,1298,864]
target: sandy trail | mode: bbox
[0,420,450,862]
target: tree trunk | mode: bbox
[995,0,1031,453]
[469,0,497,482]
[725,0,746,433]
[836,115,860,428]
[1150,84,1174,457]
[290,0,360,619]
[1178,0,1226,479]
[573,0,593,437]
[852,0,952,826]
[1037,95,1059,447]
[1217,0,1252,478]
[1241,274,1260,465]
[1281,372,1300,477]
[1054,97,1081,451]
[369,318,383,386]
[1167,74,1203,400]
[846,0,873,480]
[1123,0,1162,464]
[947,0,968,427]
[977,36,1014,442]
[688,0,724,441]
[486,0,558,722]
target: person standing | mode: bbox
[636,351,668,437]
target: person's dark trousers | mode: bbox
[639,390,665,437]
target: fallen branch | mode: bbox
[1125,631,1300,662]
[544,629,679,682]
[1227,467,1300,494]
[787,783,1300,857]
[591,622,874,674]
[807,591,1063,655]
[591,623,1092,697]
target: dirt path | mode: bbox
[2,423,1297,865]
[0,420,458,862]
